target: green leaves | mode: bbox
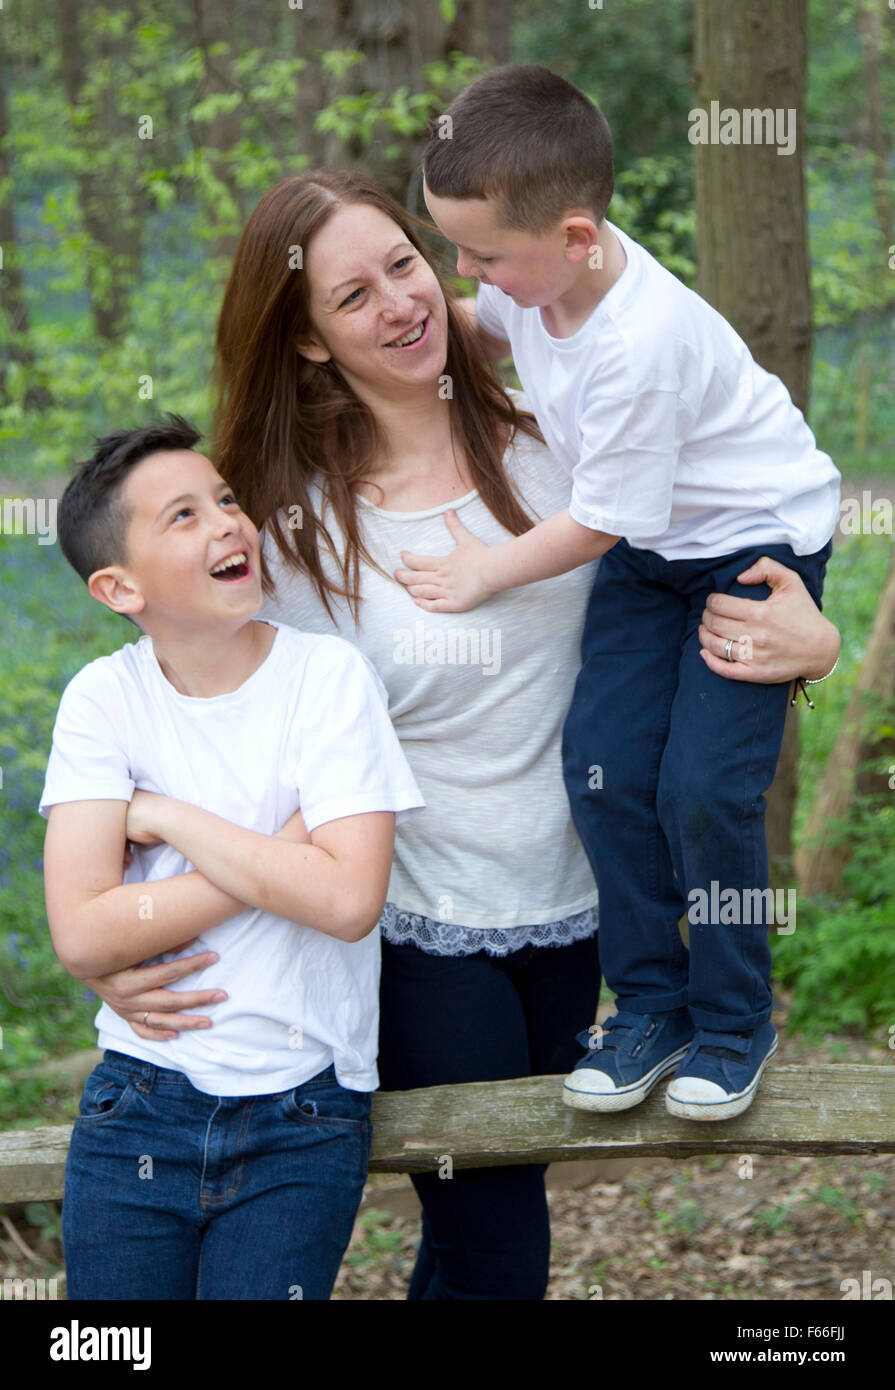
[314,55,485,151]
[190,92,244,126]
[320,49,364,80]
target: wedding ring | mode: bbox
[724,637,735,662]
[143,1011,150,1026]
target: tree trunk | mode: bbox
[293,0,335,170]
[483,0,510,65]
[855,0,894,264]
[0,36,51,409]
[692,0,812,884]
[56,0,142,345]
[795,542,895,896]
[192,0,244,262]
[320,0,488,206]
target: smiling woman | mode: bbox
[292,208,446,389]
[209,172,542,628]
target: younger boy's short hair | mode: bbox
[58,414,201,587]
[422,64,614,235]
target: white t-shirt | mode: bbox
[476,221,841,559]
[261,418,600,930]
[39,620,424,1095]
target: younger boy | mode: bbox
[41,416,423,1297]
[396,65,840,1120]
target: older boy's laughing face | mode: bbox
[422,179,586,308]
[107,449,263,630]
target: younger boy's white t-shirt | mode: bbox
[476,221,841,559]
[38,620,424,1096]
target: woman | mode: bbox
[87,171,840,1299]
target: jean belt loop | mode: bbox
[136,1058,156,1093]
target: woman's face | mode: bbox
[298,203,450,401]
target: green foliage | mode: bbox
[0,532,132,1119]
[750,1200,796,1233]
[774,790,895,1043]
[315,52,487,153]
[610,157,695,285]
[813,1185,863,1230]
[0,22,486,475]
[795,536,894,827]
[657,1199,707,1235]
[780,535,895,1043]
[2,2,890,479]
[23,1202,65,1246]
[511,0,694,171]
[344,1208,407,1269]
[774,892,895,1041]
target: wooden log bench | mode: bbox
[0,1065,892,1203]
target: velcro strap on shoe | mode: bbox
[575,1011,640,1055]
[605,1009,649,1032]
[692,1029,751,1061]
[599,1010,657,1055]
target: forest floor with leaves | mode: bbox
[337,1150,894,1302]
[0,988,891,1302]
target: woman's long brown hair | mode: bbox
[212,169,545,623]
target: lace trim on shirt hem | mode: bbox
[378,902,598,958]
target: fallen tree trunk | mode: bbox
[1,1064,893,1200]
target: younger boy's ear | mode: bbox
[562,216,601,261]
[87,567,146,619]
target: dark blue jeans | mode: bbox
[378,931,601,1300]
[63,1052,372,1299]
[561,538,830,1032]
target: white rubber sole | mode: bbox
[664,1036,779,1121]
[562,1044,691,1113]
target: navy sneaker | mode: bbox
[562,1007,694,1112]
[665,1021,778,1121]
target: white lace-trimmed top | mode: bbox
[260,399,600,953]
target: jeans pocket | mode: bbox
[283,1073,372,1133]
[75,1064,137,1125]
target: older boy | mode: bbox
[41,415,423,1297]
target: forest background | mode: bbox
[0,0,893,1130]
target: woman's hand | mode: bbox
[699,556,840,686]
[125,789,168,847]
[83,948,228,1041]
[395,510,496,613]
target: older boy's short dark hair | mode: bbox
[58,414,201,586]
[422,65,614,234]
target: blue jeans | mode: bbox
[63,1051,372,1300]
[561,538,831,1032]
[378,932,601,1300]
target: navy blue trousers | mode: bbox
[561,538,830,1032]
[378,932,601,1300]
